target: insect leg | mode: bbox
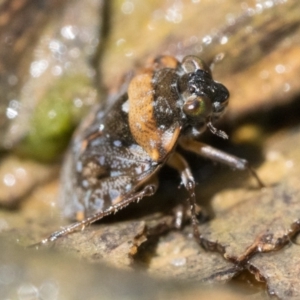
[33,185,156,247]
[167,152,201,244]
[179,137,264,188]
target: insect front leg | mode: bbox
[33,184,156,247]
[179,137,264,188]
[167,152,201,244]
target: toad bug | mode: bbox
[38,55,263,245]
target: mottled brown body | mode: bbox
[37,55,262,245]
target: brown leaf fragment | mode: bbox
[199,184,300,263]
[54,221,147,267]
[248,237,300,300]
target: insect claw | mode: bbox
[207,121,228,139]
[187,180,195,191]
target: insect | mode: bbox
[38,55,263,245]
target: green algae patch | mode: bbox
[17,75,96,162]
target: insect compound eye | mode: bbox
[181,55,212,76]
[210,82,230,117]
[213,82,230,104]
[183,95,212,118]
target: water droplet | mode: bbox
[30,60,49,78]
[165,5,182,24]
[171,257,187,267]
[17,283,39,300]
[219,36,228,45]
[99,124,105,131]
[0,264,17,285]
[255,3,263,13]
[6,107,18,119]
[125,50,133,57]
[48,110,57,119]
[202,35,212,45]
[275,64,286,74]
[121,1,135,15]
[16,168,27,178]
[264,0,274,8]
[73,98,83,108]
[283,83,290,92]
[226,14,236,26]
[39,280,59,300]
[61,25,78,40]
[51,66,62,76]
[3,174,16,187]
[116,38,126,47]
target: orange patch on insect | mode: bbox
[143,55,179,73]
[112,195,123,205]
[76,211,85,221]
[162,126,180,154]
[154,55,179,69]
[128,72,180,162]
